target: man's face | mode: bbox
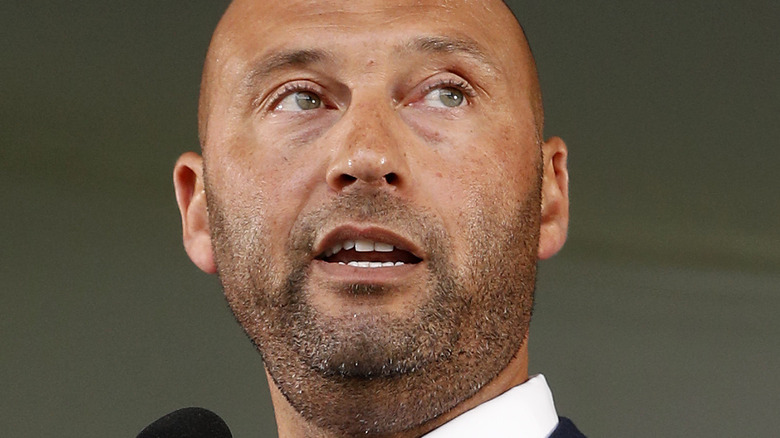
[177,0,568,434]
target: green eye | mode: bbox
[275,90,323,112]
[295,92,321,110]
[423,86,466,108]
[438,87,464,107]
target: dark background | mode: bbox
[2,1,778,436]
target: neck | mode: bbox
[269,343,529,438]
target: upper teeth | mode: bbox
[324,239,395,257]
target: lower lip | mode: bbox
[311,259,421,283]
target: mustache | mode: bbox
[287,188,446,259]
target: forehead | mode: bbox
[223,0,514,31]
[213,0,525,70]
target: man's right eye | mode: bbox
[275,91,322,112]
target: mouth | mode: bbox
[314,228,423,269]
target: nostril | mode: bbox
[337,174,357,187]
[384,172,398,185]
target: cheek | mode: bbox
[207,128,325,250]
[415,124,539,266]
[422,121,536,197]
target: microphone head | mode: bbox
[137,407,232,438]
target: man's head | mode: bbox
[174,0,568,436]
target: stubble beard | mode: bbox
[207,184,540,436]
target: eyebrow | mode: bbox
[403,35,500,72]
[240,35,498,92]
[242,48,332,89]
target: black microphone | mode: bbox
[137,407,232,438]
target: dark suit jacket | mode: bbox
[549,417,586,437]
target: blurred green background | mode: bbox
[2,1,778,436]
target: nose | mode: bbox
[325,101,409,192]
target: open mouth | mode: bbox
[317,239,422,268]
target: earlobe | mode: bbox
[173,152,217,274]
[538,137,569,260]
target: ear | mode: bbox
[538,137,569,260]
[173,152,216,274]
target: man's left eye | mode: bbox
[275,91,323,112]
[423,87,466,108]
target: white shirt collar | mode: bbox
[422,374,559,438]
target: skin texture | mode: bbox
[174,0,569,436]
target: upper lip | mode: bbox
[313,224,425,261]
